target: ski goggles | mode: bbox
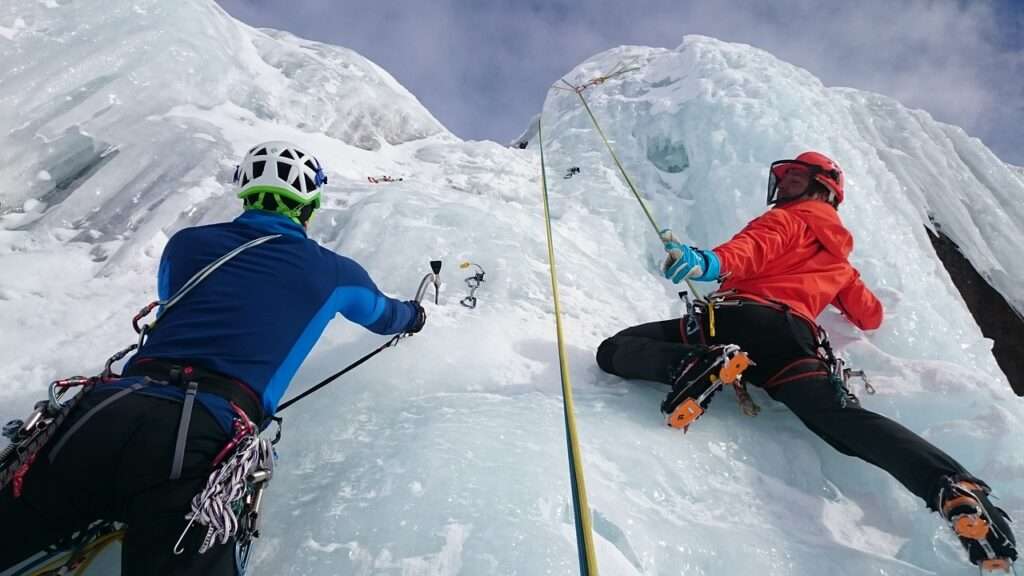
[766,159,840,205]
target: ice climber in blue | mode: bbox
[0,141,426,575]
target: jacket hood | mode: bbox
[779,199,852,259]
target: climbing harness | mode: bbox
[693,290,876,407]
[3,230,440,573]
[459,261,485,309]
[1,233,280,574]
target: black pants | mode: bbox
[596,307,972,510]
[0,383,238,575]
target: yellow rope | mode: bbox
[26,528,124,576]
[561,72,704,302]
[538,118,599,576]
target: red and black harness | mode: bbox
[679,291,873,405]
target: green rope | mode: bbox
[563,75,704,301]
[567,82,662,237]
[538,117,599,576]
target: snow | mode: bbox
[1,3,1022,576]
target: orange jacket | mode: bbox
[712,199,883,330]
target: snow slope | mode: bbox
[1,2,1021,575]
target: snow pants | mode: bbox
[0,382,238,575]
[595,302,974,510]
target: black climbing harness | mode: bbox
[1,230,277,495]
[3,244,443,575]
[1,234,279,574]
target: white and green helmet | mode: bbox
[234,141,328,225]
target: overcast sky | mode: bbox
[216,0,1024,166]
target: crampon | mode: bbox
[938,478,1018,574]
[661,344,751,432]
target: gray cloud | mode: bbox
[217,0,1024,165]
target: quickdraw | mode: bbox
[1,376,98,496]
[821,336,876,408]
[174,404,275,575]
[459,261,486,309]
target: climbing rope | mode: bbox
[556,64,705,302]
[537,118,599,576]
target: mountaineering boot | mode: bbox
[661,344,751,431]
[938,476,1017,572]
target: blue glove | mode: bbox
[660,229,720,283]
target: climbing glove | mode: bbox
[406,301,427,334]
[660,229,720,284]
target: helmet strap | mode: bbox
[297,203,316,226]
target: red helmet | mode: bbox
[767,151,844,206]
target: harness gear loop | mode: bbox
[1,376,97,495]
[174,405,273,556]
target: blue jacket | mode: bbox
[121,210,419,430]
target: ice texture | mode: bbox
[1,3,1022,575]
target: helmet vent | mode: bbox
[237,141,326,217]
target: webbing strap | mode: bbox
[170,381,199,480]
[48,383,146,463]
[135,234,281,338]
[161,235,280,312]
